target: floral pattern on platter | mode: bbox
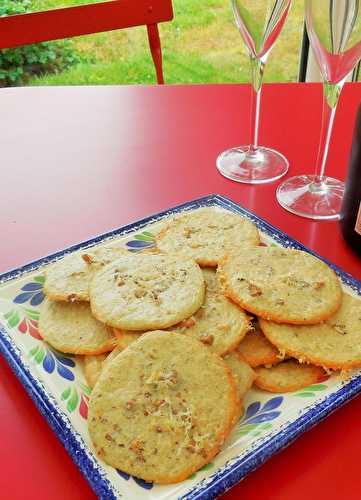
[4,307,42,340]
[28,343,91,420]
[116,469,154,490]
[61,384,91,419]
[126,231,156,252]
[236,397,283,439]
[4,274,45,339]
[13,275,45,306]
[1,274,91,420]
[294,384,329,398]
[29,344,76,381]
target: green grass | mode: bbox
[29,0,305,86]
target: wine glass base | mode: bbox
[216,146,289,184]
[276,175,345,220]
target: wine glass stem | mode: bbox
[249,56,265,151]
[313,82,343,184]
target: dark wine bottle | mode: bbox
[340,103,361,257]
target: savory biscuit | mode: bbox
[156,207,260,267]
[218,247,342,324]
[89,254,205,330]
[88,331,238,484]
[38,298,117,355]
[169,268,251,355]
[259,293,361,369]
[237,320,281,367]
[254,360,328,393]
[44,253,90,302]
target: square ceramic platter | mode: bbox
[1,194,361,500]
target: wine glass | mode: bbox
[216,0,292,184]
[277,0,361,220]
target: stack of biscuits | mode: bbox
[38,207,361,484]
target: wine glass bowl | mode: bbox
[232,0,292,60]
[307,1,361,86]
[276,0,361,220]
[216,0,292,184]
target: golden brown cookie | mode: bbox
[218,247,342,325]
[237,320,281,367]
[89,253,205,330]
[38,298,117,355]
[259,293,361,369]
[44,253,90,302]
[156,207,260,267]
[254,360,328,393]
[81,243,129,272]
[88,331,238,484]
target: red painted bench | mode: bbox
[0,0,174,83]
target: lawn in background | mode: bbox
[29,0,305,86]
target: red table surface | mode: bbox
[0,83,361,500]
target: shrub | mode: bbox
[0,0,83,86]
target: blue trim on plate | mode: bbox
[0,194,360,500]
[182,375,361,499]
[0,328,117,499]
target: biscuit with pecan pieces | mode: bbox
[156,207,259,267]
[254,360,328,393]
[44,244,131,302]
[88,331,239,484]
[218,247,342,325]
[259,293,361,369]
[89,254,205,330]
[39,299,117,355]
[81,243,129,273]
[44,253,90,302]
